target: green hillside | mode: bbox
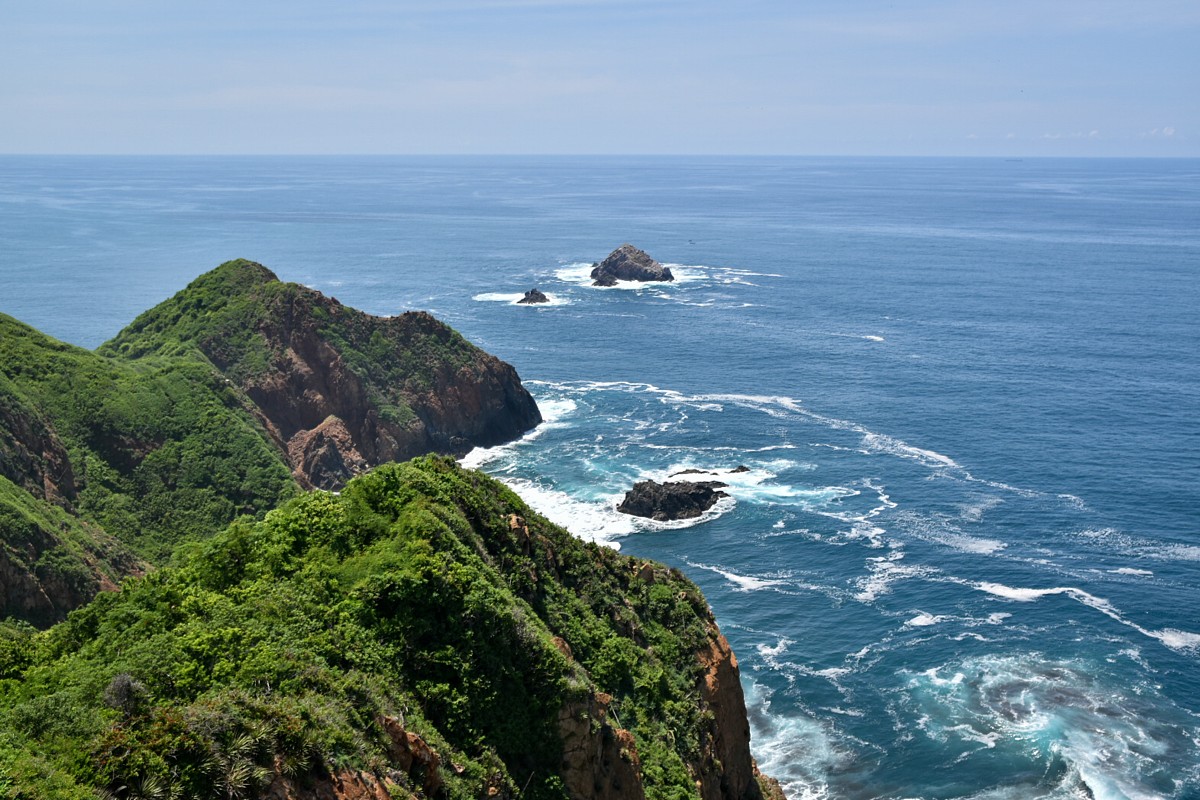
[0,457,770,800]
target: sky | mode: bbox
[1,0,1197,156]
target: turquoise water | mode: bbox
[2,156,1199,799]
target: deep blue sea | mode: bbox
[2,156,1199,800]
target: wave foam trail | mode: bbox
[899,654,1197,799]
[520,380,988,488]
[976,582,1200,654]
[686,561,788,592]
[860,432,959,469]
[855,552,939,603]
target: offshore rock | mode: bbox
[517,288,550,304]
[590,244,674,286]
[617,479,728,521]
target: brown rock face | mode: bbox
[559,690,645,800]
[556,626,778,800]
[691,627,762,800]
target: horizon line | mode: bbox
[2,152,1197,160]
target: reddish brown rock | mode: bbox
[690,625,765,800]
[559,690,645,800]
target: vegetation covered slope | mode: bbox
[0,457,777,800]
[0,313,297,623]
[0,260,541,625]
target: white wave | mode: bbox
[958,495,1003,522]
[1111,567,1154,577]
[472,290,572,306]
[687,561,788,592]
[855,552,939,603]
[554,261,709,290]
[937,531,1007,555]
[906,612,946,627]
[744,680,851,800]
[757,638,792,659]
[535,397,579,424]
[647,462,851,509]
[976,582,1200,655]
[498,479,634,547]
[524,380,969,483]
[825,331,886,342]
[861,431,959,468]
[1157,629,1200,652]
[458,397,578,470]
[894,509,1008,555]
[1159,544,1200,562]
[1058,493,1090,511]
[1073,528,1200,563]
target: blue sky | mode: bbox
[2,0,1196,155]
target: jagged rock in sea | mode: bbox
[669,466,751,479]
[517,288,550,304]
[590,243,674,286]
[617,479,729,521]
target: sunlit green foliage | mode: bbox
[0,458,717,800]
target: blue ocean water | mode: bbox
[2,156,1199,799]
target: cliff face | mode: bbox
[103,260,541,490]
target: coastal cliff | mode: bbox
[0,457,782,800]
[0,260,540,624]
[102,259,542,491]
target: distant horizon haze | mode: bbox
[2,0,1196,157]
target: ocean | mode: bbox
[2,155,1198,799]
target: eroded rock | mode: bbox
[590,244,674,286]
[616,480,728,521]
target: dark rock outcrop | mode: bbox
[590,244,674,286]
[517,288,549,304]
[617,479,729,521]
